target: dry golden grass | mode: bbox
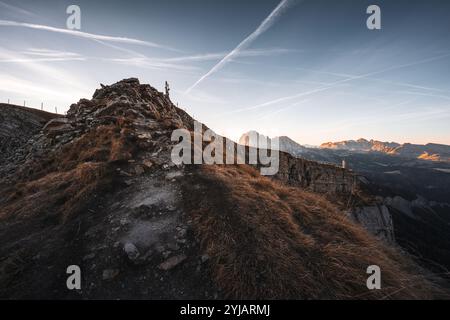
[0,124,134,222]
[183,164,446,299]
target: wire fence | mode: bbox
[1,99,61,114]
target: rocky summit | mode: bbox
[0,79,448,299]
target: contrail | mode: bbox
[185,0,298,94]
[0,1,36,17]
[297,67,450,94]
[166,48,294,63]
[226,52,450,115]
[0,19,178,51]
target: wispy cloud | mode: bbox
[297,67,450,95]
[0,1,36,17]
[0,48,91,95]
[177,89,227,105]
[311,99,419,136]
[22,48,82,58]
[103,57,198,72]
[396,90,450,102]
[166,48,295,63]
[256,98,311,120]
[0,19,178,51]
[0,48,85,62]
[0,74,80,100]
[100,48,294,72]
[227,52,450,115]
[185,0,299,93]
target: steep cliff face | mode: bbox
[238,133,397,243]
[347,205,395,243]
[272,151,396,243]
[275,152,358,194]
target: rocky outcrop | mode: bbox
[275,152,358,194]
[274,152,396,243]
[0,104,59,167]
[239,132,395,242]
[347,205,395,243]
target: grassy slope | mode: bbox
[183,164,446,299]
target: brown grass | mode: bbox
[0,123,135,222]
[183,164,446,299]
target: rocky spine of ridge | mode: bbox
[0,79,216,299]
[0,78,191,185]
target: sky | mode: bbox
[1,0,450,146]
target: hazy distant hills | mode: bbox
[239,130,307,155]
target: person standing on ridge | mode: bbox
[165,81,170,98]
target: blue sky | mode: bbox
[1,0,450,145]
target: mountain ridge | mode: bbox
[0,79,448,299]
[239,131,450,162]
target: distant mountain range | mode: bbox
[239,132,450,162]
[320,138,450,162]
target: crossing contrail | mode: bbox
[225,52,450,115]
[185,0,299,94]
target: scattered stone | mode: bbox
[83,253,96,261]
[177,228,187,238]
[167,242,180,251]
[142,159,153,169]
[138,133,152,140]
[200,254,209,263]
[158,254,187,271]
[155,244,165,253]
[124,242,140,261]
[102,269,120,280]
[43,118,73,137]
[165,171,183,181]
[134,165,145,175]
